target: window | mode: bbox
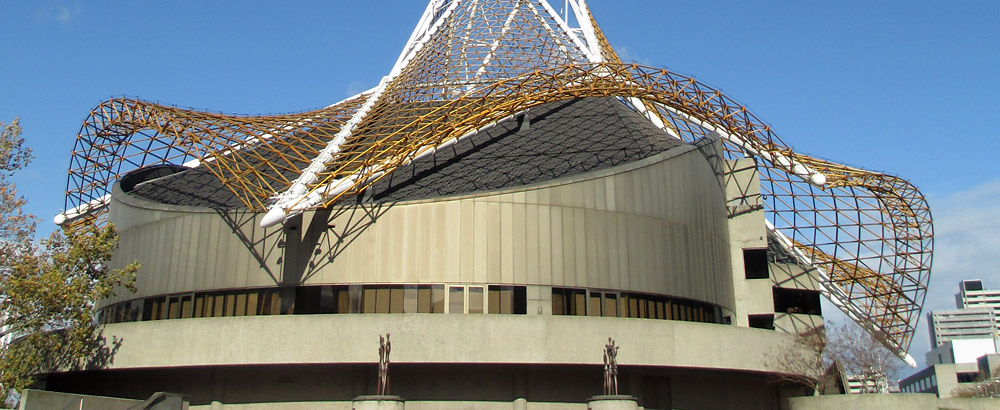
[552,288,587,316]
[772,287,822,315]
[748,314,774,330]
[468,287,484,314]
[449,286,465,314]
[743,248,769,279]
[488,286,526,314]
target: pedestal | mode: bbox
[586,395,639,410]
[352,395,405,410]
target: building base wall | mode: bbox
[788,394,1000,410]
[44,363,802,410]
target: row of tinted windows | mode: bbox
[99,284,527,324]
[551,287,724,324]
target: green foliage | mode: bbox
[0,118,139,406]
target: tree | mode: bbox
[765,321,903,395]
[0,118,139,407]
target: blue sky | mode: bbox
[1,1,998,374]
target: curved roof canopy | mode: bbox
[58,0,931,366]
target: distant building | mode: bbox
[928,308,998,348]
[898,361,982,397]
[956,279,1000,336]
[926,338,998,366]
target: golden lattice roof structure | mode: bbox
[57,0,931,365]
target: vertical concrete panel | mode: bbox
[512,203,527,285]
[583,179,596,211]
[500,201,514,284]
[562,207,577,287]
[473,201,489,283]
[169,219,185,293]
[549,206,563,286]
[584,209,599,289]
[403,205,423,283]
[233,218,251,289]
[616,213,629,291]
[605,175,617,212]
[485,201,501,283]
[606,212,620,290]
[459,200,476,284]
[524,204,540,285]
[594,178,607,212]
[593,209,609,289]
[444,201,462,284]
[187,216,204,292]
[538,205,552,286]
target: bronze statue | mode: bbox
[378,333,391,395]
[603,337,619,395]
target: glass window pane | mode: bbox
[319,286,335,313]
[468,287,484,314]
[628,297,638,318]
[225,294,237,317]
[552,290,565,315]
[168,297,181,319]
[418,286,432,313]
[271,289,283,315]
[336,287,350,314]
[349,285,363,313]
[512,287,526,315]
[194,295,205,318]
[488,289,501,314]
[449,286,464,314]
[212,294,224,317]
[363,288,377,313]
[143,298,155,321]
[246,291,259,316]
[180,295,193,319]
[604,294,617,318]
[574,291,586,316]
[234,293,247,317]
[390,287,404,313]
[589,293,602,316]
[404,286,418,313]
[432,285,445,313]
[376,288,391,313]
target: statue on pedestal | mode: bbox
[603,337,619,395]
[378,333,391,395]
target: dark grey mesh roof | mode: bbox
[128,97,687,208]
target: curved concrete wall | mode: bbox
[107,144,734,311]
[99,314,789,373]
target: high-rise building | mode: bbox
[929,308,998,348]
[956,279,1000,336]
[32,1,933,408]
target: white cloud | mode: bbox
[614,45,652,66]
[36,2,82,24]
[345,81,372,98]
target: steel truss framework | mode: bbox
[58,0,931,364]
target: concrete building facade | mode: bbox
[37,99,822,409]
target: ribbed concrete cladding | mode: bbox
[106,133,735,312]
